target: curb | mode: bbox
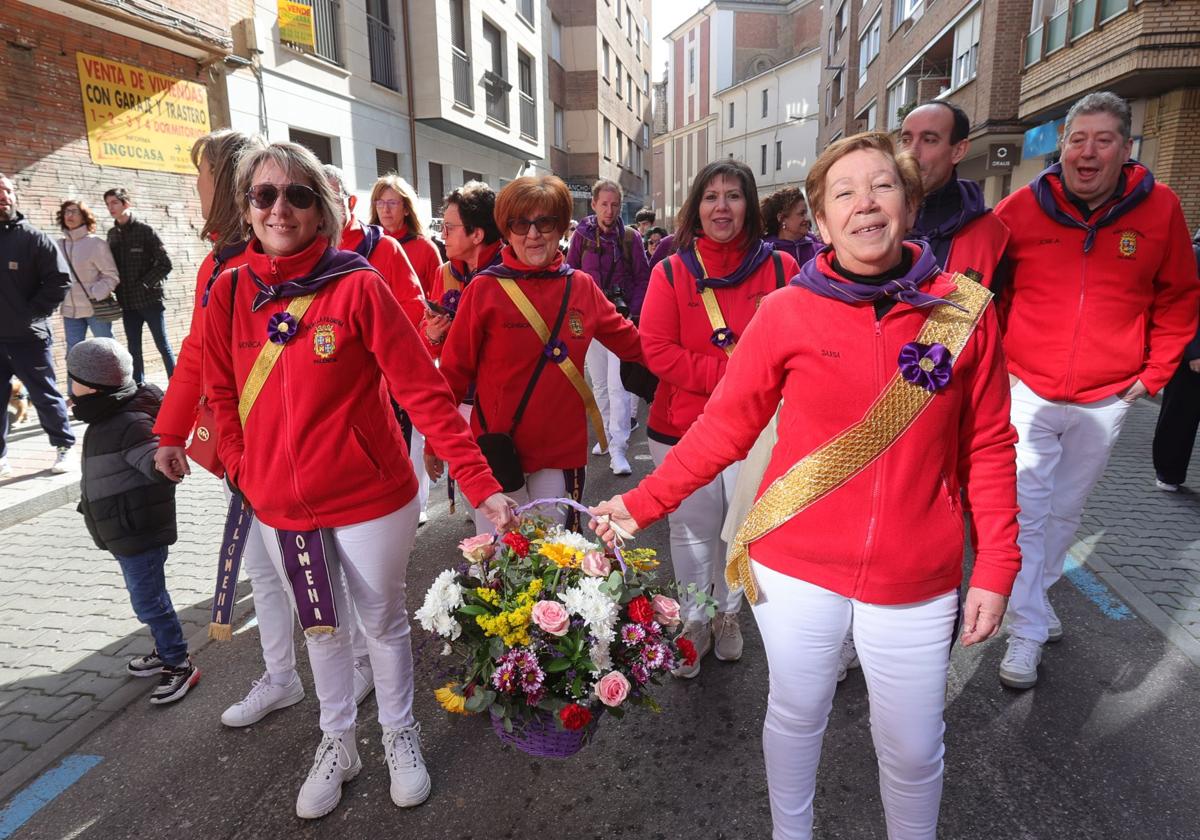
[0,480,82,531]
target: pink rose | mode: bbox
[595,671,630,707]
[581,550,611,577]
[531,600,570,636]
[651,594,681,627]
[458,534,496,563]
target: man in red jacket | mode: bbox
[995,91,1200,689]
[899,101,1010,292]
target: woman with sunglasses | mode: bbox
[431,175,643,531]
[203,141,513,820]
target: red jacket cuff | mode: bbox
[157,434,186,448]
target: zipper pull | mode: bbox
[874,319,882,337]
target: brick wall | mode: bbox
[566,70,599,110]
[1,6,224,383]
[1143,88,1200,231]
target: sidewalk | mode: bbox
[0,419,85,530]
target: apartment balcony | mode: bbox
[452,46,473,109]
[279,0,341,65]
[367,13,396,90]
[520,92,538,140]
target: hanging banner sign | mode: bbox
[278,0,316,48]
[76,53,210,175]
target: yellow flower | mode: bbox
[624,548,660,571]
[435,682,471,715]
[539,542,584,568]
[474,586,500,606]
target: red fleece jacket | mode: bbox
[642,235,798,442]
[340,217,426,329]
[423,239,504,361]
[202,236,500,530]
[995,163,1200,401]
[438,248,645,473]
[386,225,442,299]
[154,244,251,447]
[624,261,1021,605]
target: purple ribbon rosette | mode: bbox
[440,289,462,315]
[267,311,298,345]
[544,337,568,364]
[710,327,736,349]
[898,342,952,392]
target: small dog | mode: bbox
[8,381,29,427]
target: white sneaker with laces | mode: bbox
[999,635,1043,690]
[0,458,11,478]
[1045,594,1063,643]
[836,634,860,683]
[383,723,431,807]
[609,450,632,476]
[353,658,374,705]
[221,671,305,727]
[711,612,743,661]
[591,441,607,456]
[296,729,361,819]
[50,446,71,474]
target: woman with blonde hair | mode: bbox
[368,174,440,297]
[56,199,120,361]
[593,132,1020,839]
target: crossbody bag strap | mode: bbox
[772,252,785,288]
[497,276,609,451]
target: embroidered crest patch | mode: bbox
[313,323,336,359]
[1118,230,1137,258]
[568,309,585,338]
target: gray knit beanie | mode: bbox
[67,337,134,390]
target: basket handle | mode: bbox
[511,497,629,572]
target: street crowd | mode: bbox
[1,87,1199,838]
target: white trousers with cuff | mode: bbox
[586,341,632,455]
[1006,381,1132,643]
[751,561,958,840]
[472,468,567,534]
[649,439,742,620]
[260,500,420,735]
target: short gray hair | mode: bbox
[236,142,343,249]
[1064,91,1132,141]
[322,164,347,196]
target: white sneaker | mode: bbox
[1045,594,1063,643]
[0,458,11,478]
[383,723,431,807]
[836,633,860,683]
[671,619,712,679]
[1156,478,1181,492]
[220,671,305,727]
[353,658,374,705]
[609,450,632,476]
[591,441,607,456]
[50,446,71,474]
[999,635,1043,690]
[712,612,743,661]
[296,729,361,819]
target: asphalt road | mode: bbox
[8,433,1200,840]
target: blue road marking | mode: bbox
[1064,554,1134,621]
[0,755,103,840]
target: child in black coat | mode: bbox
[68,337,200,704]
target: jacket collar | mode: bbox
[1031,161,1154,252]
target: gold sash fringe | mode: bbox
[726,275,992,604]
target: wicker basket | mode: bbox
[490,707,601,759]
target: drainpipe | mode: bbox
[400,0,420,191]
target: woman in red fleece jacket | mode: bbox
[369,173,442,298]
[640,159,798,677]
[593,132,1020,840]
[204,142,512,821]
[432,175,643,533]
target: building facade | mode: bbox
[2,0,239,377]
[653,0,821,229]
[1014,0,1200,228]
[543,0,654,220]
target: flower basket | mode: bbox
[417,498,708,757]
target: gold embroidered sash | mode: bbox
[726,275,993,604]
[496,278,608,451]
[694,251,735,357]
[238,293,318,427]
[442,263,463,293]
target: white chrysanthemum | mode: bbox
[545,527,601,555]
[416,569,464,639]
[589,641,612,673]
[562,577,619,646]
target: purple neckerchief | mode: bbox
[248,247,373,312]
[791,241,965,311]
[201,240,249,308]
[449,246,503,286]
[477,260,575,281]
[911,176,988,246]
[1031,161,1155,253]
[764,235,820,269]
[679,239,775,291]
[276,528,340,634]
[353,223,384,260]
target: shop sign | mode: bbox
[986,144,1020,173]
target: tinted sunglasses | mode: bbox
[246,183,319,210]
[508,216,561,236]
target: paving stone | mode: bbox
[0,714,70,747]
[0,741,31,774]
[64,671,129,699]
[48,694,98,723]
[1,690,78,720]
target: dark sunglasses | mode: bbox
[508,216,561,236]
[246,183,319,210]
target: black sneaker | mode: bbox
[150,658,201,705]
[127,650,164,677]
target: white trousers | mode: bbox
[473,468,567,534]
[751,561,958,840]
[586,341,632,454]
[410,429,431,514]
[260,501,420,735]
[649,439,743,619]
[1006,381,1132,642]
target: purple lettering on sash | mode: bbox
[277,528,340,633]
[210,491,252,630]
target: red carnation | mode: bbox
[627,595,655,627]
[559,703,593,731]
[676,637,698,667]
[502,531,531,557]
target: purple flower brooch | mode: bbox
[544,337,569,364]
[898,342,952,392]
[710,328,736,350]
[267,311,299,345]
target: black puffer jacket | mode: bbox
[76,384,177,555]
[0,213,72,341]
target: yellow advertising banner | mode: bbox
[278,0,316,48]
[76,52,211,175]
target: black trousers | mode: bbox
[1152,360,1200,485]
[1,336,75,458]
